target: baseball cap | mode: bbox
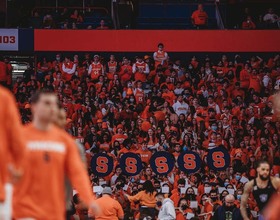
[102,187,113,195]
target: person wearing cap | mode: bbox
[88,55,104,81]
[112,124,128,145]
[91,187,124,220]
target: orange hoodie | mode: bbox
[0,86,26,201]
[13,124,95,220]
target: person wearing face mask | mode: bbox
[213,194,243,220]
[156,193,176,220]
[176,198,193,220]
[170,178,186,208]
[204,190,222,219]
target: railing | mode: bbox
[32,6,109,15]
[215,2,225,29]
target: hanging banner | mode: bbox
[0,29,18,51]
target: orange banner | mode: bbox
[34,30,280,52]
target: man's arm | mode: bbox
[4,88,27,181]
[240,181,253,220]
[116,201,124,220]
[272,176,280,191]
[65,136,95,207]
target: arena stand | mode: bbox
[1,28,280,219]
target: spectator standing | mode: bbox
[153,43,168,68]
[62,56,77,81]
[191,4,208,29]
[263,8,279,29]
[126,180,157,219]
[156,193,176,220]
[213,194,243,220]
[97,20,109,30]
[92,187,124,220]
[242,16,256,30]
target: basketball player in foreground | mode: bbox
[0,85,26,220]
[13,89,97,219]
[240,160,280,220]
[262,92,280,220]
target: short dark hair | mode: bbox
[30,89,56,104]
[178,178,186,186]
[158,43,164,48]
[256,160,270,169]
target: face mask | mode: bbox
[56,57,60,61]
[235,175,241,181]
[130,178,135,183]
[211,197,217,202]
[156,201,162,207]
[130,99,134,102]
[181,205,188,211]
[183,146,188,151]
[211,126,218,131]
[237,195,242,200]
[224,182,229,187]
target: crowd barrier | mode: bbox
[1,29,280,52]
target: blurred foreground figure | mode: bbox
[240,160,280,220]
[12,89,97,220]
[0,85,26,220]
[263,92,280,220]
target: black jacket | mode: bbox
[212,204,243,220]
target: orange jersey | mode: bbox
[107,61,118,80]
[0,86,26,201]
[89,62,103,80]
[154,51,167,67]
[191,10,208,25]
[134,62,148,82]
[92,196,124,220]
[13,124,95,220]
[134,88,145,104]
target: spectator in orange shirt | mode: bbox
[191,4,208,29]
[242,16,256,29]
[91,187,124,220]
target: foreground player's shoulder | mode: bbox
[271,176,280,190]
[244,180,254,192]
[53,126,76,146]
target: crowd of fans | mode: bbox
[1,44,280,219]
[29,8,110,29]
[240,7,280,30]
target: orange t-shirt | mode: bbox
[0,86,26,201]
[93,195,124,220]
[13,124,95,220]
[191,10,208,25]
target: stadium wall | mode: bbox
[34,30,280,52]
